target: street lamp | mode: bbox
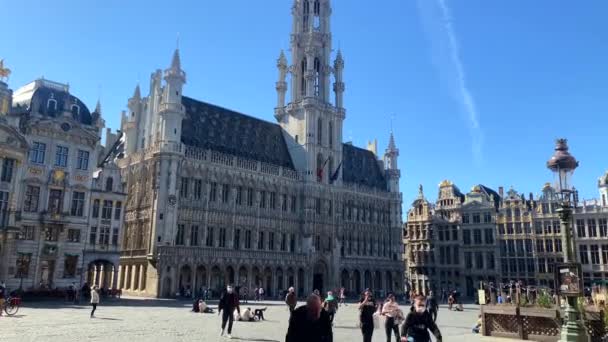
[546,138,584,342]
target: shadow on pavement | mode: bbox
[231,338,280,342]
[94,317,123,321]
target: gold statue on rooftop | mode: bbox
[0,59,11,81]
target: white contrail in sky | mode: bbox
[417,0,483,164]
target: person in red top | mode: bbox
[218,285,241,339]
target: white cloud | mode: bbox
[417,0,483,164]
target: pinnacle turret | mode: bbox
[132,84,141,99]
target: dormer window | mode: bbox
[71,104,80,120]
[47,99,57,114]
[105,177,113,192]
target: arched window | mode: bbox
[47,99,57,114]
[328,157,334,183]
[303,0,310,30]
[313,0,321,30]
[105,177,113,192]
[328,121,333,148]
[313,57,321,97]
[71,104,80,120]
[317,117,323,144]
[301,58,307,96]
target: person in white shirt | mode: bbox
[90,285,100,318]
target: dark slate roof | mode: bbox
[181,96,295,169]
[342,143,387,190]
[17,86,93,125]
[479,184,501,210]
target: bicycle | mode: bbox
[1,296,21,316]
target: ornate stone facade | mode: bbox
[404,176,608,296]
[113,0,403,299]
[0,78,125,291]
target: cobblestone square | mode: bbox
[1,298,486,342]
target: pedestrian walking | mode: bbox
[90,285,100,318]
[259,287,265,301]
[358,289,377,342]
[285,287,297,314]
[339,287,346,307]
[401,295,442,342]
[323,291,338,324]
[426,291,438,322]
[381,293,402,342]
[285,293,333,342]
[218,285,240,339]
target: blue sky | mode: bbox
[4,0,608,209]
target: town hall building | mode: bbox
[112,0,404,298]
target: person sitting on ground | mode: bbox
[401,295,442,342]
[239,307,256,322]
[472,314,482,334]
[192,298,201,312]
[198,299,214,313]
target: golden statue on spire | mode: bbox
[0,59,11,81]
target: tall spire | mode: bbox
[170,48,181,71]
[132,84,141,99]
[94,99,102,114]
[387,131,397,152]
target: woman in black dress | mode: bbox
[358,289,377,342]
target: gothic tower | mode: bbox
[275,0,345,185]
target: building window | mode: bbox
[236,186,243,205]
[114,201,122,220]
[221,184,229,203]
[290,234,295,252]
[555,238,562,252]
[105,177,114,192]
[515,223,522,234]
[600,219,608,237]
[191,225,199,246]
[465,252,472,268]
[55,145,69,167]
[71,104,80,118]
[498,224,505,235]
[48,189,63,214]
[484,212,492,223]
[194,179,203,200]
[536,240,544,253]
[209,182,217,202]
[23,185,40,212]
[576,219,586,238]
[269,232,275,251]
[112,228,119,246]
[29,142,46,164]
[270,192,276,210]
[1,158,15,182]
[44,226,60,241]
[543,221,551,235]
[291,195,297,213]
[524,222,531,234]
[537,258,546,273]
[506,223,514,234]
[99,226,110,245]
[487,252,495,270]
[463,230,471,245]
[591,245,600,264]
[472,213,480,224]
[602,245,608,264]
[281,194,287,211]
[462,214,469,224]
[76,150,89,170]
[260,191,266,209]
[553,220,561,234]
[328,121,333,148]
[233,229,240,250]
[102,200,113,219]
[315,198,321,215]
[545,239,553,252]
[516,240,524,255]
[89,226,97,245]
[580,245,589,264]
[219,228,226,248]
[180,178,189,198]
[247,188,254,207]
[206,227,214,247]
[473,229,482,244]
[281,233,287,251]
[525,239,533,254]
[17,226,35,240]
[485,229,494,244]
[15,253,32,279]
[534,222,543,234]
[47,99,57,113]
[92,199,100,218]
[67,229,80,243]
[175,224,185,245]
[589,219,598,238]
[317,117,323,144]
[245,230,252,249]
[258,231,265,250]
[453,245,459,263]
[70,191,85,216]
[475,252,484,269]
